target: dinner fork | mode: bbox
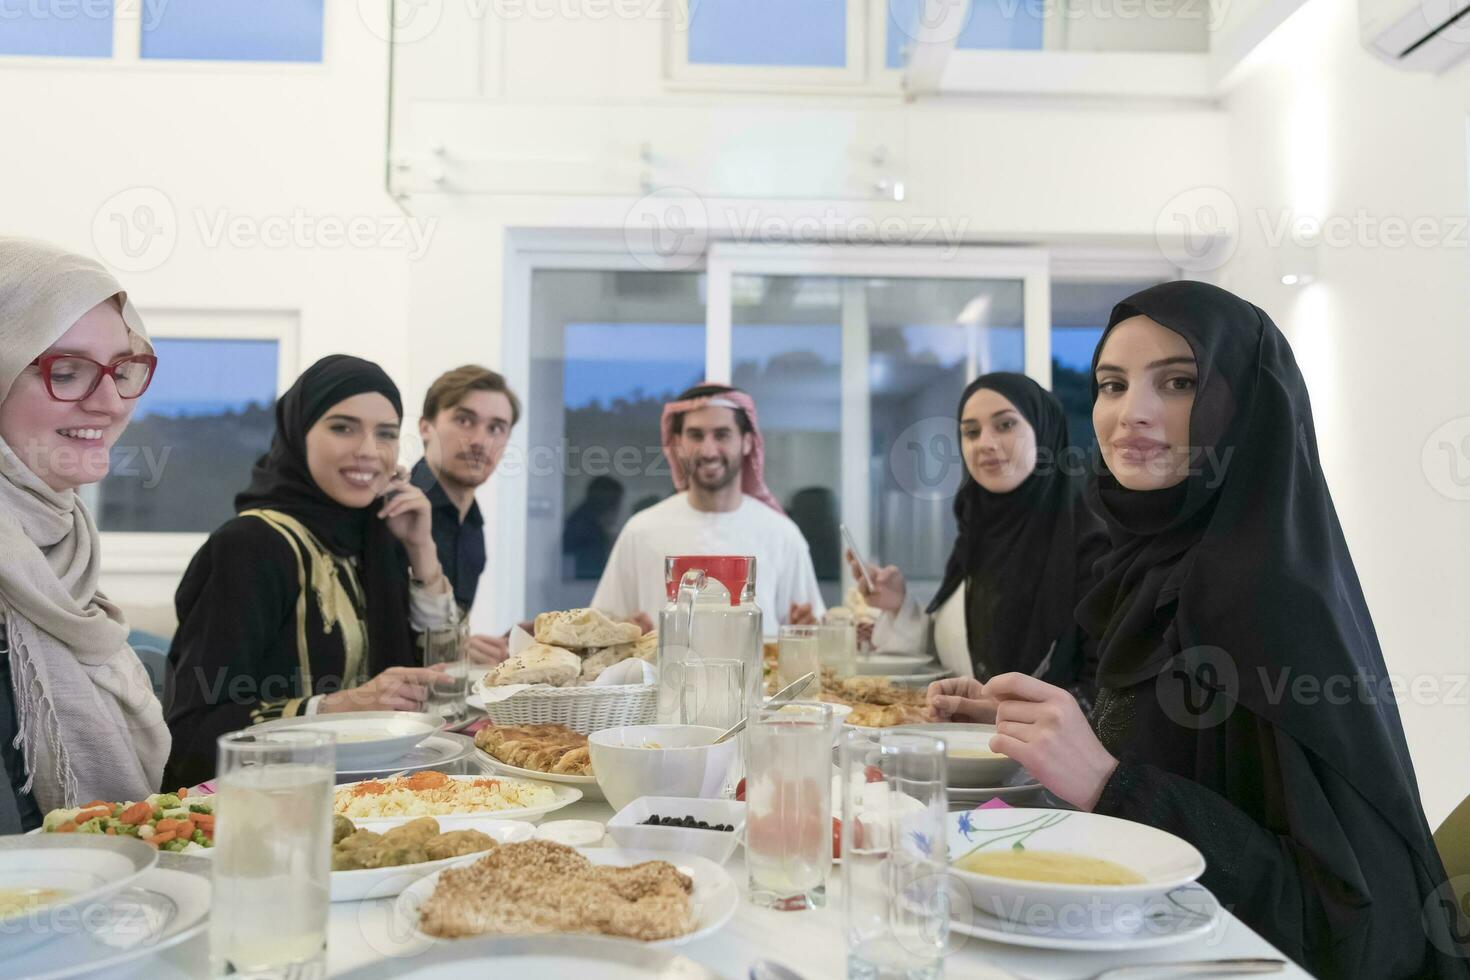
[1012,958,1286,980]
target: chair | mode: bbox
[126,629,170,701]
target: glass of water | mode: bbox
[679,657,745,730]
[814,622,857,679]
[840,729,951,980]
[746,700,833,910]
[424,629,469,724]
[777,624,820,692]
[211,730,335,978]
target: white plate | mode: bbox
[336,774,582,828]
[0,835,159,958]
[248,711,443,770]
[337,732,476,780]
[393,846,738,948]
[882,670,951,686]
[948,808,1206,923]
[331,818,536,902]
[334,934,726,979]
[0,863,210,979]
[948,883,1222,951]
[855,654,932,676]
[474,749,604,802]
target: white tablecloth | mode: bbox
[148,799,1314,980]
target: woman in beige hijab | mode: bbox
[0,236,169,833]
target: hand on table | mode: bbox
[464,633,509,665]
[984,672,1119,811]
[844,550,906,613]
[925,676,998,724]
[317,665,451,714]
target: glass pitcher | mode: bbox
[656,555,763,725]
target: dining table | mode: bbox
[145,793,1315,980]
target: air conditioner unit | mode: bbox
[1360,0,1470,71]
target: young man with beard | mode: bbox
[413,365,519,663]
[590,383,824,634]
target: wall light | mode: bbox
[1273,233,1321,287]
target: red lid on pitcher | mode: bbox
[665,555,752,606]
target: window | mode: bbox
[96,337,279,532]
[526,270,707,616]
[688,0,847,67]
[141,0,324,62]
[886,0,1043,68]
[1049,278,1165,449]
[0,4,112,57]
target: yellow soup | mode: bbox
[955,850,1145,885]
[0,887,71,920]
[949,748,1004,760]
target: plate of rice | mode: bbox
[334,771,581,827]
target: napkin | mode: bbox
[595,658,656,686]
[976,797,1013,810]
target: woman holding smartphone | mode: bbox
[163,355,459,787]
[848,372,1107,719]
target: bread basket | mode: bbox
[479,683,658,734]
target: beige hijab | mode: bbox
[0,236,169,813]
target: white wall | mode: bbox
[1218,0,1470,824]
[0,5,415,617]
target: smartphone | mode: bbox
[840,523,875,594]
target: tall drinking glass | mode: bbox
[815,622,857,679]
[679,657,746,730]
[746,701,833,910]
[777,624,820,692]
[840,730,951,980]
[211,730,335,978]
[422,630,468,724]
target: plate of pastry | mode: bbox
[473,723,603,801]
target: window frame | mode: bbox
[0,0,329,69]
[94,308,298,574]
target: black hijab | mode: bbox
[234,354,414,673]
[1077,281,1445,901]
[929,373,1104,680]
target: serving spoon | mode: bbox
[711,671,818,745]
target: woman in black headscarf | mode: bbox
[849,373,1108,716]
[163,356,460,787]
[961,282,1467,978]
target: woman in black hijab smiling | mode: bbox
[163,356,460,787]
[849,372,1108,715]
[951,282,1467,977]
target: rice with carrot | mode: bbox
[333,770,556,819]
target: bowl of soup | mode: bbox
[0,835,158,957]
[946,808,1205,928]
[894,723,1021,787]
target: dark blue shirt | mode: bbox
[410,458,486,613]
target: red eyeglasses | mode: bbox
[29,353,158,402]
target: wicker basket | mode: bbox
[481,683,658,734]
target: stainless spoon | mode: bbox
[712,671,818,745]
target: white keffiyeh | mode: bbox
[0,237,169,813]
